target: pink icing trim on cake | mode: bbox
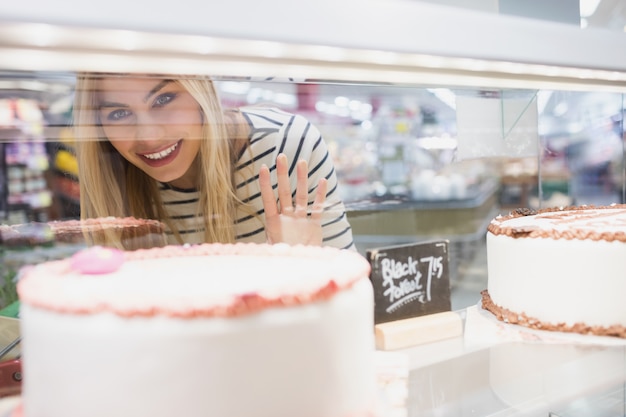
[18,243,371,319]
[70,246,124,274]
[10,403,23,417]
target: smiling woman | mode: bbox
[95,77,203,188]
[73,73,356,250]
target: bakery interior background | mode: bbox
[0,0,625,310]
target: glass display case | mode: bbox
[1,0,626,415]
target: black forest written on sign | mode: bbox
[367,240,451,324]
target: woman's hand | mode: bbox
[259,153,327,246]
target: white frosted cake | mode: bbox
[482,205,626,338]
[17,243,377,417]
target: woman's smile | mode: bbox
[138,140,183,167]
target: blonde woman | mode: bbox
[73,73,355,250]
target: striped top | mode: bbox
[159,107,355,250]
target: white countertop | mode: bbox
[397,305,626,417]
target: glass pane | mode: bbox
[538,90,624,207]
[0,70,624,313]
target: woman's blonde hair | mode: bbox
[73,73,246,248]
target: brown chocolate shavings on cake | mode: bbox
[481,290,626,339]
[487,204,626,242]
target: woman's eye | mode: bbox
[107,108,131,122]
[153,93,176,107]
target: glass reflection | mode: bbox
[0,70,624,311]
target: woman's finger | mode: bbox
[276,153,293,214]
[310,178,327,221]
[259,164,279,217]
[294,159,309,218]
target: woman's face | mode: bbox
[95,76,203,189]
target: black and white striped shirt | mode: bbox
[159,107,355,250]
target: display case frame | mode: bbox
[1,2,626,416]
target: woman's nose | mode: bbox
[135,112,165,141]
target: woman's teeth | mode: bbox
[144,142,178,160]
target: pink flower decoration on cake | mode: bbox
[70,246,124,274]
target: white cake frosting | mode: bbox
[483,205,626,338]
[17,243,377,417]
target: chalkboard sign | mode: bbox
[367,240,451,325]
